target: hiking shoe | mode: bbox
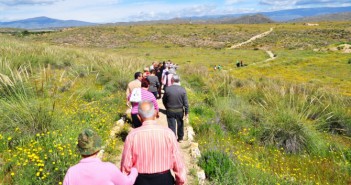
[177,139,183,143]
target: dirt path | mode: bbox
[230,27,273,49]
[264,50,276,62]
[229,27,277,63]
[156,99,204,185]
[107,99,205,185]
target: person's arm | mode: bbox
[63,169,71,185]
[121,135,133,174]
[112,165,138,185]
[170,134,187,185]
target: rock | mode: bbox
[187,126,195,142]
[116,118,125,127]
[197,170,206,184]
[97,149,104,159]
[190,142,201,158]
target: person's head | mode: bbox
[144,67,149,72]
[150,69,156,75]
[77,128,102,158]
[141,78,150,88]
[171,74,180,84]
[134,72,142,80]
[137,100,156,122]
[169,68,176,75]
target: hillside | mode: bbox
[219,14,274,24]
[0,16,97,29]
[291,12,351,22]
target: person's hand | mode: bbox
[184,114,188,119]
[156,112,160,118]
[126,101,132,109]
[184,114,189,124]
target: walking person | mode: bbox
[162,68,175,92]
[121,101,186,185]
[156,63,164,99]
[143,67,150,78]
[162,74,189,142]
[63,129,138,185]
[126,72,142,100]
[128,78,159,128]
[147,69,160,99]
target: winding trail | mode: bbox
[229,27,276,63]
[230,28,273,49]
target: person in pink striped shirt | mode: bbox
[121,101,186,185]
[128,78,159,128]
[63,128,138,185]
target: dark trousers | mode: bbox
[166,111,184,140]
[151,91,158,99]
[131,113,142,128]
[135,170,175,185]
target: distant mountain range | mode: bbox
[290,12,351,22]
[0,6,350,29]
[0,16,96,30]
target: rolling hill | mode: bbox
[0,16,97,29]
[291,12,351,22]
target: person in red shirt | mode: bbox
[121,101,186,185]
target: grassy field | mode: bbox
[1,22,351,184]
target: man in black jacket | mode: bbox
[162,74,189,142]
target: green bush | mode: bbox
[348,58,351,64]
[317,106,351,136]
[82,89,108,102]
[259,110,310,154]
[198,150,237,183]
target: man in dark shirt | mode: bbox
[162,74,189,142]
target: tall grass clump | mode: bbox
[317,105,351,136]
[259,110,310,153]
[0,61,56,134]
[92,55,148,93]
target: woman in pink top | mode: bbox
[63,129,138,185]
[128,78,159,128]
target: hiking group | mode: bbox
[63,60,189,185]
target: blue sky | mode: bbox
[0,0,350,23]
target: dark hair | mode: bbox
[150,69,156,74]
[141,78,150,88]
[134,72,142,79]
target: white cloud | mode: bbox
[0,0,63,6]
[122,3,217,22]
[259,0,298,6]
[296,0,350,5]
[225,0,245,5]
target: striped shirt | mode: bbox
[121,120,186,185]
[128,88,159,114]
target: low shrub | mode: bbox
[82,89,108,102]
[259,110,310,154]
[198,150,237,183]
[317,106,351,136]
